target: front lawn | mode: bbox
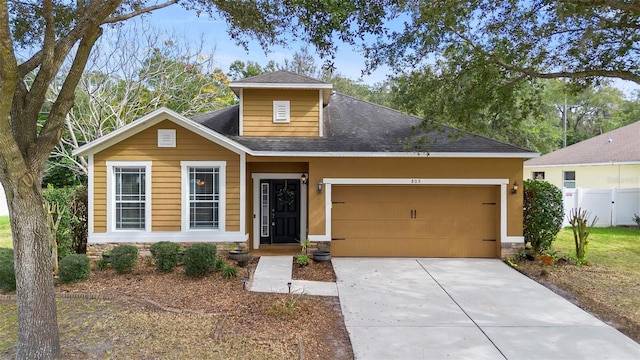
[514,226,640,344]
[0,216,11,248]
[553,226,640,273]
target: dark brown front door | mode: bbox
[260,179,300,244]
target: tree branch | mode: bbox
[35,26,103,169]
[0,0,23,181]
[560,0,640,15]
[103,0,178,24]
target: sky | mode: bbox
[146,5,639,96]
[147,5,392,85]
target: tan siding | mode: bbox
[93,120,241,233]
[242,89,320,137]
[243,156,524,242]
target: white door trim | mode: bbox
[251,173,308,250]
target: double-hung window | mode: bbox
[108,162,152,231]
[182,161,226,231]
[563,171,576,188]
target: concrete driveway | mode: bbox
[332,258,640,360]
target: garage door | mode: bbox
[331,185,499,257]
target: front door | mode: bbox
[259,179,301,244]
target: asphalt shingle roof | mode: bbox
[192,92,534,155]
[525,120,640,166]
[231,70,330,85]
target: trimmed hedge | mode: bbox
[0,248,16,292]
[150,242,180,273]
[110,245,139,274]
[523,179,564,253]
[59,254,90,283]
[183,243,217,277]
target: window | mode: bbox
[563,171,576,188]
[181,161,226,231]
[532,171,545,180]
[273,100,290,123]
[107,162,151,231]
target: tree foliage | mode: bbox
[365,1,640,84]
[387,53,561,153]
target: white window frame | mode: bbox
[532,171,545,180]
[272,100,290,123]
[106,161,152,232]
[563,171,576,188]
[181,161,226,232]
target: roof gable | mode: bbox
[229,70,333,103]
[72,107,249,157]
[525,120,640,166]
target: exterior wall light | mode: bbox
[511,180,519,195]
[301,173,308,185]
[317,181,323,194]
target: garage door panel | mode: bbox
[332,202,414,220]
[331,185,499,258]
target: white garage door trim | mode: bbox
[307,178,523,245]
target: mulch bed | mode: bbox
[31,256,352,359]
[513,259,640,344]
[291,257,337,282]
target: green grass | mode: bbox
[0,216,11,249]
[553,226,640,273]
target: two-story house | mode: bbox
[74,70,536,258]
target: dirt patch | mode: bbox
[291,258,337,282]
[2,257,352,359]
[513,259,640,343]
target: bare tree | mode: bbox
[48,20,234,177]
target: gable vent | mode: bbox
[273,100,290,123]
[157,129,176,148]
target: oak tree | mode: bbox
[0,1,393,358]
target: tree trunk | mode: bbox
[9,182,60,359]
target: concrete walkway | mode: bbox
[250,256,338,296]
[333,258,640,360]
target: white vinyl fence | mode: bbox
[562,188,640,227]
[0,185,7,216]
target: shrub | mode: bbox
[633,213,640,228]
[150,242,180,273]
[221,264,238,278]
[523,179,564,253]
[94,259,109,271]
[0,248,16,292]
[110,245,139,274]
[42,185,74,259]
[214,256,226,271]
[296,254,310,267]
[69,185,88,254]
[59,254,90,283]
[183,243,217,277]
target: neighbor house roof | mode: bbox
[525,120,640,166]
[192,92,537,157]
